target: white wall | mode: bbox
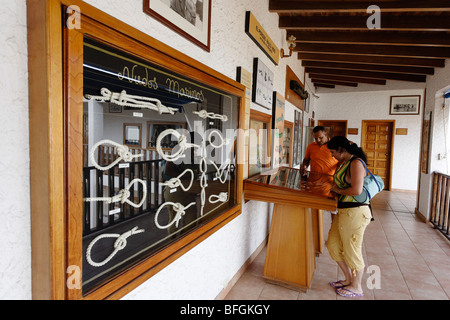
[417,61,450,220]
[0,0,31,299]
[314,82,425,191]
[1,0,313,299]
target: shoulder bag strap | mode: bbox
[354,158,382,191]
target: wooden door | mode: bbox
[361,120,394,190]
[318,120,347,138]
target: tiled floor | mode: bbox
[224,191,450,300]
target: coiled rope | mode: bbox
[85,88,179,115]
[86,226,145,267]
[154,202,196,230]
[160,169,194,191]
[193,109,228,122]
[84,178,147,208]
[89,139,143,171]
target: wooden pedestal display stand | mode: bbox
[244,168,336,291]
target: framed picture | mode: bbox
[292,109,303,167]
[109,102,122,113]
[123,123,142,147]
[304,95,310,113]
[252,58,274,110]
[272,92,285,169]
[148,121,186,148]
[248,109,272,177]
[389,95,421,115]
[144,0,211,52]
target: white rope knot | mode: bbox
[156,129,200,162]
[193,109,228,122]
[210,160,230,183]
[154,201,196,229]
[209,192,228,204]
[84,178,147,208]
[86,226,145,267]
[114,226,143,250]
[160,169,194,191]
[89,139,143,171]
[116,145,135,163]
[86,87,178,115]
[118,90,127,105]
[208,130,231,149]
[110,189,131,204]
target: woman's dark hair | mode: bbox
[327,136,367,164]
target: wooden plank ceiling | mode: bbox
[269,0,450,89]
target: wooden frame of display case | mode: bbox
[27,0,244,300]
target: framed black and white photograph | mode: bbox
[389,95,421,115]
[292,109,303,167]
[144,0,211,52]
[252,57,274,110]
[109,102,122,113]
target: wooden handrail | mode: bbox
[430,172,450,240]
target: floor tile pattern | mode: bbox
[224,191,450,300]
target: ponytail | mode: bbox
[327,136,367,163]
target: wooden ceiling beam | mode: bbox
[272,1,448,90]
[302,60,434,75]
[295,43,450,58]
[287,30,450,47]
[314,83,335,89]
[309,74,387,85]
[269,1,450,13]
[305,67,427,82]
[312,79,358,87]
[297,52,446,68]
[279,12,450,31]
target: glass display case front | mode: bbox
[82,37,239,293]
[246,167,335,200]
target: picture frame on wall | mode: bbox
[292,109,303,167]
[304,95,310,113]
[272,92,285,169]
[109,102,122,113]
[143,0,211,52]
[389,95,421,115]
[252,57,274,110]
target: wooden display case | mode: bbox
[244,168,336,290]
[28,0,244,300]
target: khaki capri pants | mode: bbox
[327,205,371,274]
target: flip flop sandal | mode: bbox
[330,280,348,288]
[336,287,364,298]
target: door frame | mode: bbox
[361,120,395,191]
[317,120,348,138]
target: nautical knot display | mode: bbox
[86,226,145,267]
[156,129,200,162]
[160,169,194,191]
[154,201,196,230]
[199,156,208,216]
[210,159,230,183]
[208,130,231,149]
[193,109,228,122]
[89,139,143,171]
[84,178,147,208]
[209,192,228,204]
[85,88,179,114]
